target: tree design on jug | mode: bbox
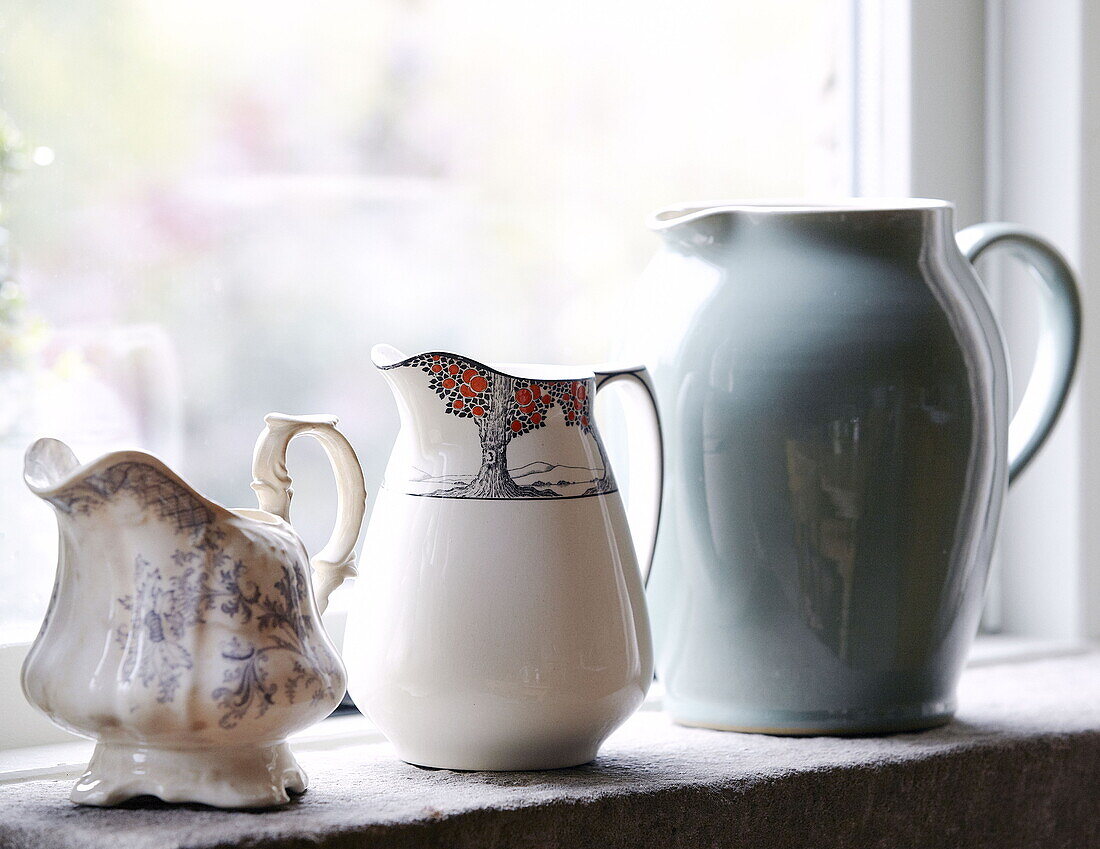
[404,353,613,499]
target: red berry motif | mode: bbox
[545,380,595,435]
[414,354,492,422]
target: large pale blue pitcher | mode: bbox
[639,200,1080,734]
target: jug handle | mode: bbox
[957,223,1082,482]
[251,413,368,614]
[593,365,664,585]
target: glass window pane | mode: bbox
[0,0,853,640]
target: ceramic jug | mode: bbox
[21,414,367,807]
[636,200,1080,734]
[343,345,661,770]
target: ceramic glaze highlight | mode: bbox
[21,415,367,807]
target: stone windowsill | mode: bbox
[0,650,1098,849]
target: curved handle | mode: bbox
[251,413,368,614]
[594,365,664,584]
[957,223,1082,482]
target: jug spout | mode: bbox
[371,343,433,425]
[371,343,423,403]
[647,202,740,261]
[371,342,446,461]
[371,342,408,370]
[24,438,82,497]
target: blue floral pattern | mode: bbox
[52,459,339,729]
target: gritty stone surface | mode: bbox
[1,653,1098,849]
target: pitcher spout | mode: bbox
[24,438,82,497]
[370,343,424,417]
[371,343,408,370]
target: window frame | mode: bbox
[857,0,1098,641]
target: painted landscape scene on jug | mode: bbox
[385,353,616,500]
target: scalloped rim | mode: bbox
[23,438,241,523]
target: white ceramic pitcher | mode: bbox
[343,345,662,770]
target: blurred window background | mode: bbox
[0,0,854,641]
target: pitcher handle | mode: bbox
[251,413,368,614]
[594,365,664,585]
[957,223,1082,482]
